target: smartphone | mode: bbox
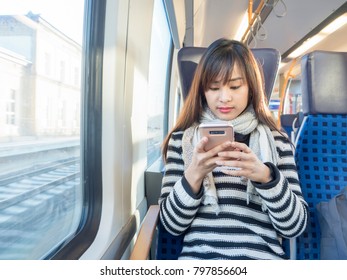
[199,123,234,151]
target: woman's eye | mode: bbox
[230,85,241,90]
[209,87,219,91]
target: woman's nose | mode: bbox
[219,86,232,102]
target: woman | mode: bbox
[159,38,308,259]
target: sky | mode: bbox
[0,0,85,44]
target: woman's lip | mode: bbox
[218,107,233,113]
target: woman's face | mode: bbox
[204,62,249,121]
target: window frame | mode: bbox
[146,0,173,166]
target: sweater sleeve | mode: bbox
[158,131,203,236]
[252,131,308,238]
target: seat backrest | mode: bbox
[177,47,281,101]
[156,47,281,260]
[294,50,347,259]
[280,113,297,138]
[280,112,304,141]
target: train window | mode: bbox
[282,78,302,115]
[0,0,85,259]
[147,0,172,167]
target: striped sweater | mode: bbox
[159,129,308,260]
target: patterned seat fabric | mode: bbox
[295,51,347,259]
[156,221,184,260]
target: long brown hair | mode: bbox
[162,38,281,161]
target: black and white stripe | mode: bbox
[159,130,308,260]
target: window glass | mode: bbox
[147,0,172,167]
[0,0,84,259]
[283,78,302,115]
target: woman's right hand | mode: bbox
[184,137,232,194]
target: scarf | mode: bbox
[182,106,278,214]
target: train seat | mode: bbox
[280,112,304,141]
[130,46,281,260]
[177,46,280,101]
[294,50,347,259]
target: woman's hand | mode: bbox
[215,141,272,183]
[185,137,233,194]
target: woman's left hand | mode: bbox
[216,141,272,183]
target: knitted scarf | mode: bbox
[182,106,278,214]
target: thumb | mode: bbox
[195,136,209,152]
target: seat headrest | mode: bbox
[177,47,280,101]
[177,47,206,101]
[301,50,347,115]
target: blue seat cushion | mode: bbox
[295,114,347,259]
[156,221,184,260]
